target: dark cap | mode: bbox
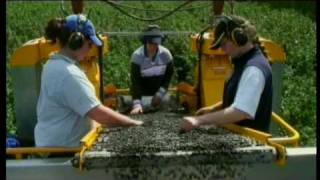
[140,24,164,44]
[210,16,241,49]
[146,37,162,45]
[144,25,164,37]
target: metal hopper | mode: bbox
[72,112,276,171]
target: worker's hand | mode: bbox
[151,87,166,108]
[151,94,162,108]
[130,105,143,115]
[130,119,144,126]
[195,106,213,115]
[179,116,199,134]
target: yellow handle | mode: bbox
[223,111,300,166]
[269,112,300,147]
[267,112,300,166]
[79,124,102,171]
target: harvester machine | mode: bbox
[6,1,316,180]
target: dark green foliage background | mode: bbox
[6,1,316,146]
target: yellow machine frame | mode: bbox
[8,29,299,168]
[11,35,109,99]
[9,35,109,144]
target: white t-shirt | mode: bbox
[231,66,265,119]
[35,54,101,147]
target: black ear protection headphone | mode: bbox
[219,16,248,47]
[139,24,165,44]
[68,15,89,50]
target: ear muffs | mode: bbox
[220,16,248,47]
[231,27,248,46]
[68,31,85,50]
[68,15,87,50]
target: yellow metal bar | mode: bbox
[177,82,196,95]
[223,123,287,166]
[15,154,23,160]
[269,112,300,147]
[190,32,226,55]
[11,37,58,67]
[258,37,286,63]
[79,124,102,170]
[6,147,81,159]
[80,125,102,148]
[267,139,287,166]
[79,146,87,171]
[11,35,108,67]
[114,87,177,95]
[6,147,81,154]
[206,101,223,111]
[222,111,300,166]
[115,88,130,95]
[223,124,272,144]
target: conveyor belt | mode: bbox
[72,112,275,170]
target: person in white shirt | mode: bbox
[180,15,273,133]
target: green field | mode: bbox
[6,1,316,146]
